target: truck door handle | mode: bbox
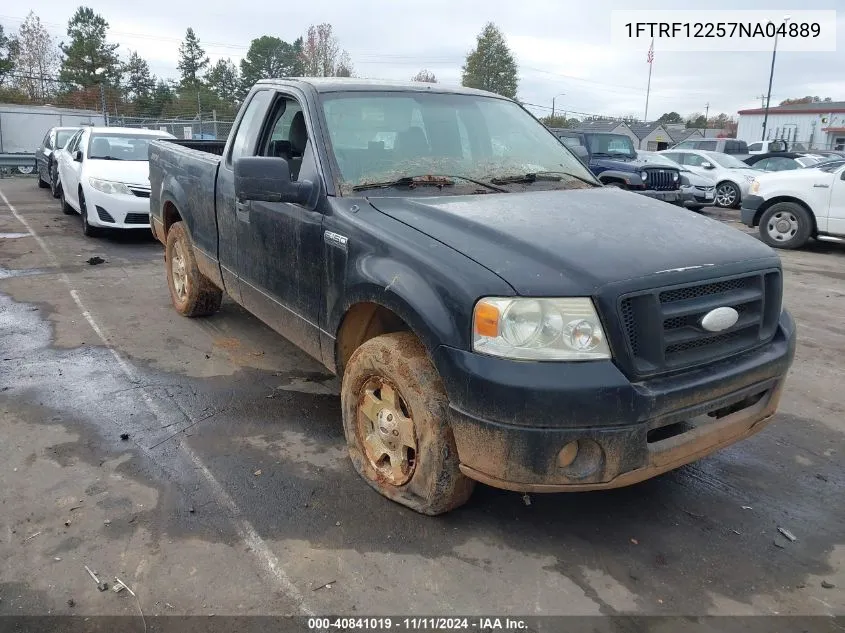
[236,200,250,223]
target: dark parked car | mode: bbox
[35,126,81,197]
[148,78,795,515]
[550,128,685,204]
[744,152,825,172]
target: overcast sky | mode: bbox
[3,0,844,120]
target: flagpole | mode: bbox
[644,39,654,122]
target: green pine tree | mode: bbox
[58,6,121,88]
[238,35,302,96]
[461,23,518,99]
[177,27,209,88]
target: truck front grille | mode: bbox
[645,168,679,191]
[617,271,782,378]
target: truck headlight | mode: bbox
[640,171,648,180]
[472,297,611,360]
[750,179,760,194]
[88,177,132,195]
[672,171,679,181]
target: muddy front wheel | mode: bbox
[341,332,475,515]
[165,221,223,317]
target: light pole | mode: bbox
[94,67,109,127]
[551,93,566,119]
[762,15,791,141]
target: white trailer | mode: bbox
[0,103,105,173]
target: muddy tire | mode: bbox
[165,221,222,317]
[341,332,475,515]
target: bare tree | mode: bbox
[411,69,437,83]
[12,11,59,99]
[299,23,352,77]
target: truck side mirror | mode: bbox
[74,150,83,162]
[234,156,314,205]
[701,161,714,169]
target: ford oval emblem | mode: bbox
[700,307,739,333]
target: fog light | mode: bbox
[557,441,579,468]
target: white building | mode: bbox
[736,101,845,151]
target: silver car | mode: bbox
[659,149,761,208]
[639,150,716,209]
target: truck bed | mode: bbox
[148,139,222,262]
[159,138,227,156]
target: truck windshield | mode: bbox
[584,134,636,159]
[319,91,597,192]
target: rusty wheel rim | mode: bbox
[171,240,188,301]
[356,376,417,486]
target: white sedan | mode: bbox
[55,126,175,237]
[659,149,762,209]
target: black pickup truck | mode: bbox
[149,79,796,515]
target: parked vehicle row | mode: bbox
[36,125,175,237]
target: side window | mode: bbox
[748,143,762,152]
[683,153,706,167]
[754,158,770,171]
[259,95,307,180]
[559,136,583,148]
[697,140,717,151]
[66,131,81,153]
[724,141,738,153]
[43,131,53,149]
[228,90,273,166]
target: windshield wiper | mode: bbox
[490,170,598,187]
[90,156,123,161]
[352,174,507,193]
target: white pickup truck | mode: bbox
[741,161,845,249]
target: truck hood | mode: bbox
[367,188,777,296]
[756,167,835,190]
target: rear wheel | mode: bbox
[38,169,49,188]
[341,332,475,515]
[759,202,813,249]
[60,187,74,215]
[50,163,62,198]
[165,221,223,317]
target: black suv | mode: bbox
[550,128,686,204]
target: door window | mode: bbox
[760,157,797,171]
[695,140,717,150]
[228,90,273,166]
[681,153,708,167]
[748,142,762,152]
[42,131,53,150]
[260,96,307,180]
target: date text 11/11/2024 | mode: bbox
[307,617,531,630]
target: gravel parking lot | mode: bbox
[0,176,842,620]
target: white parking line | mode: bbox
[0,185,312,615]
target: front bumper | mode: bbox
[636,189,684,203]
[740,195,765,226]
[434,310,796,492]
[84,186,151,230]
